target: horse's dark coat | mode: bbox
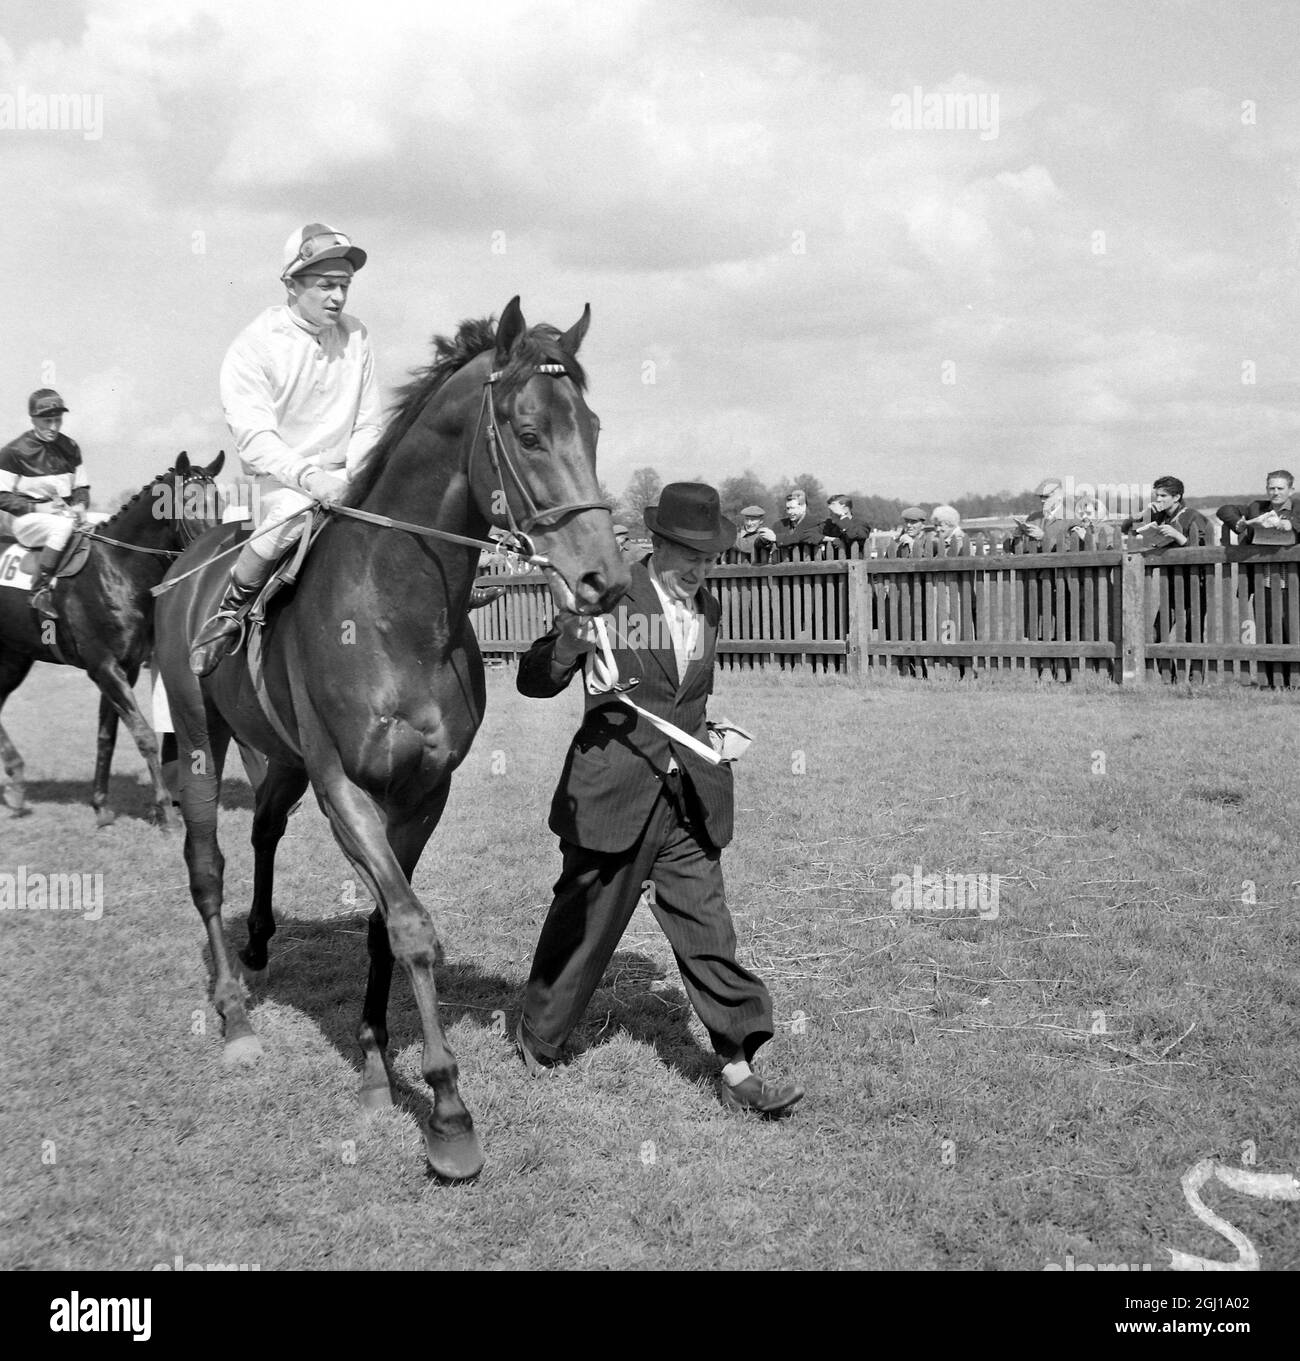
[153,301,627,1179]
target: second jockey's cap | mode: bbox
[281,223,367,280]
[29,389,69,416]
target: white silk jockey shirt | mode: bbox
[219,305,383,497]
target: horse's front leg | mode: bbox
[91,693,120,827]
[355,786,454,1113]
[87,661,173,828]
[314,759,482,1181]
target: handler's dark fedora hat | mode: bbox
[644,482,735,555]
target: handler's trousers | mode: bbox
[521,771,774,1064]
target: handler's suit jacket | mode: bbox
[517,558,733,855]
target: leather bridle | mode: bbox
[466,363,609,560]
[83,470,221,559]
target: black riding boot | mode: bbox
[29,545,64,619]
[188,564,265,676]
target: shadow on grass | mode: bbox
[17,774,256,821]
[208,915,716,1094]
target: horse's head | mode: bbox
[150,450,226,547]
[470,298,629,615]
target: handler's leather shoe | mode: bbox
[516,1020,558,1078]
[468,585,505,610]
[720,1074,805,1118]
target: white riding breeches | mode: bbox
[14,512,76,550]
[246,485,315,562]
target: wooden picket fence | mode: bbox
[471,538,1300,686]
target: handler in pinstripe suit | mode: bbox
[516,483,803,1117]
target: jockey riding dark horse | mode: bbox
[189,222,499,677]
[0,388,89,617]
[0,447,224,825]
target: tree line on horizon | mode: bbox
[608,468,1055,534]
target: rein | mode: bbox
[83,472,220,561]
[81,529,183,559]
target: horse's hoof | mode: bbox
[237,947,269,984]
[223,1034,264,1066]
[360,1085,394,1113]
[8,804,31,818]
[94,808,116,828]
[424,1125,484,1182]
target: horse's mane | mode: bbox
[97,466,185,532]
[344,315,587,508]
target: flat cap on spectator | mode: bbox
[1035,478,1062,496]
[740,505,766,518]
[901,506,926,521]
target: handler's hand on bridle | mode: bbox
[553,609,600,665]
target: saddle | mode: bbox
[0,526,93,599]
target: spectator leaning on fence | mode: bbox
[772,488,825,560]
[1005,478,1071,553]
[822,494,871,552]
[931,504,966,553]
[1121,476,1208,549]
[733,504,774,562]
[894,505,933,557]
[1216,471,1299,545]
[1070,496,1120,549]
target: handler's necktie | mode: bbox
[668,598,698,685]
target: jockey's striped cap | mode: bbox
[280,223,367,280]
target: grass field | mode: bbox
[2,661,1298,1272]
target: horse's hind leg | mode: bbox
[358,905,396,1110]
[240,759,309,976]
[86,659,172,829]
[0,650,35,816]
[91,693,120,828]
[178,709,259,1064]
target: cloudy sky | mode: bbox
[1,0,1297,506]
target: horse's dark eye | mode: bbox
[519,431,540,449]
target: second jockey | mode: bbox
[0,389,91,618]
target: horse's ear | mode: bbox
[175,450,190,474]
[558,304,591,358]
[205,450,226,477]
[494,296,525,367]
